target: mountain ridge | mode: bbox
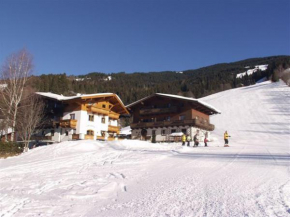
[31,55,290,105]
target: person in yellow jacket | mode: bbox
[181,133,186,146]
[224,131,231,147]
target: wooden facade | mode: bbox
[127,93,220,142]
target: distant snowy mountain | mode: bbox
[236,64,268,78]
[1,80,289,217]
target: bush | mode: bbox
[0,141,24,157]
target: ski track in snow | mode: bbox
[0,81,290,217]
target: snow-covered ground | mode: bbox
[0,81,289,217]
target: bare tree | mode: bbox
[0,49,33,141]
[16,94,45,152]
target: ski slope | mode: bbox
[0,81,289,217]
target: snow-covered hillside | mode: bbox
[236,64,268,78]
[0,81,289,217]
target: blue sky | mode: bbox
[0,0,289,75]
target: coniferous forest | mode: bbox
[30,55,290,105]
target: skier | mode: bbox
[224,131,231,147]
[186,134,191,147]
[193,133,199,147]
[204,136,208,147]
[181,133,186,146]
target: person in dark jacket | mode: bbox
[193,134,199,147]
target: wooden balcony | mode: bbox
[108,125,120,133]
[131,119,215,131]
[91,107,109,115]
[60,119,77,129]
[72,134,79,140]
[140,106,178,115]
[85,135,94,140]
[108,112,120,119]
[30,136,52,141]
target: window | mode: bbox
[101,131,106,137]
[179,115,185,120]
[65,130,69,136]
[171,129,176,133]
[51,130,55,136]
[70,114,75,120]
[102,104,106,108]
[87,130,94,135]
[88,114,94,122]
[161,129,166,135]
[102,117,106,123]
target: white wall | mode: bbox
[51,110,120,141]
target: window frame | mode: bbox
[101,117,106,124]
[179,115,185,121]
[70,113,75,120]
[88,114,94,122]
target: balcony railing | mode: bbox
[60,119,77,129]
[140,106,178,115]
[131,119,215,131]
[91,107,109,115]
[108,112,120,119]
[108,125,120,133]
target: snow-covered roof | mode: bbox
[36,92,124,104]
[126,93,221,114]
[36,92,129,114]
[170,132,184,137]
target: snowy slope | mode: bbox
[236,64,268,78]
[0,81,290,217]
